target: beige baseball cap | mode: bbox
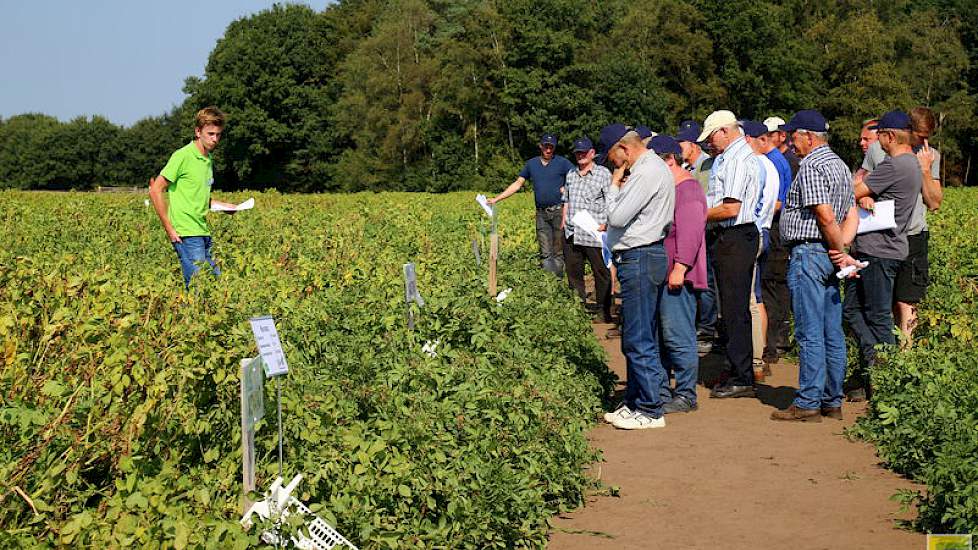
[763,116,786,133]
[697,110,738,142]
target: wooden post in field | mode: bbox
[488,209,498,297]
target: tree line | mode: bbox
[2,0,976,192]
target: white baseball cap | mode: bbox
[763,116,786,133]
[697,110,738,142]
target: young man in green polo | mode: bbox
[149,106,238,287]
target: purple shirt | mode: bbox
[665,178,708,290]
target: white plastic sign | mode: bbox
[249,316,289,377]
[475,194,494,217]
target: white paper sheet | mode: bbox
[211,197,255,212]
[856,200,896,234]
[571,211,603,242]
[475,194,494,217]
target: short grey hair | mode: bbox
[795,129,828,141]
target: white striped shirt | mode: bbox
[707,136,761,227]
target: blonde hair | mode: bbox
[194,106,226,129]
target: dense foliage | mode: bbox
[2,0,978,191]
[0,190,614,548]
[852,188,978,535]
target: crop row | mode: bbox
[0,191,614,548]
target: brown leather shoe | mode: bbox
[821,406,843,420]
[770,405,822,422]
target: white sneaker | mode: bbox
[612,410,666,430]
[603,404,632,424]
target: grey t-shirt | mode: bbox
[861,140,940,235]
[853,152,922,260]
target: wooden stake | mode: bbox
[489,232,498,297]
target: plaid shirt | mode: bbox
[780,144,854,242]
[562,163,611,247]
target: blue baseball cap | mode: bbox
[595,123,630,164]
[539,133,558,147]
[571,137,594,153]
[648,135,682,156]
[876,110,912,131]
[676,120,702,143]
[635,125,654,140]
[782,110,829,133]
[741,120,768,138]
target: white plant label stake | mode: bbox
[249,316,289,479]
[403,263,424,330]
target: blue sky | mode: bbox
[0,0,331,126]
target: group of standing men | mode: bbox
[493,105,941,428]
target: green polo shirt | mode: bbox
[160,141,213,237]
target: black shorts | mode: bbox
[893,231,929,304]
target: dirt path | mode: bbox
[550,322,922,550]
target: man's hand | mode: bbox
[667,264,687,290]
[167,229,182,243]
[858,196,875,211]
[916,139,935,173]
[486,196,498,205]
[597,224,607,232]
[828,249,858,269]
[612,165,627,188]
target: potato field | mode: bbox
[0,191,614,548]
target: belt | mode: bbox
[787,238,826,248]
[717,222,757,231]
[536,204,562,211]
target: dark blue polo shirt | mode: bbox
[519,155,575,208]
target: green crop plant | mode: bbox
[0,191,615,548]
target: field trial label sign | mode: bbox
[242,357,265,430]
[249,316,289,377]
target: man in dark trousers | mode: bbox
[489,133,575,277]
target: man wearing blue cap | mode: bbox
[772,109,858,422]
[698,110,762,399]
[598,124,675,430]
[676,119,717,354]
[842,110,923,401]
[489,133,575,276]
[561,137,613,322]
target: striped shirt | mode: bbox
[707,136,761,227]
[780,144,854,242]
[563,163,612,248]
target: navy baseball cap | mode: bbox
[876,110,912,131]
[782,110,829,133]
[595,123,630,164]
[539,133,558,147]
[635,125,654,140]
[648,135,682,156]
[572,137,594,153]
[675,120,702,143]
[741,120,768,138]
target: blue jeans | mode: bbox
[658,283,699,405]
[613,243,668,416]
[696,241,718,339]
[535,206,564,277]
[842,254,902,386]
[787,244,846,410]
[172,236,220,288]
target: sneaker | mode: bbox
[612,410,666,430]
[603,404,632,424]
[605,327,621,339]
[663,396,698,414]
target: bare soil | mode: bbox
[549,321,922,550]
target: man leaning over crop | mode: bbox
[149,106,238,288]
[598,124,675,430]
[771,110,858,422]
[488,133,575,277]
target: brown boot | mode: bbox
[821,406,843,420]
[771,405,822,422]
